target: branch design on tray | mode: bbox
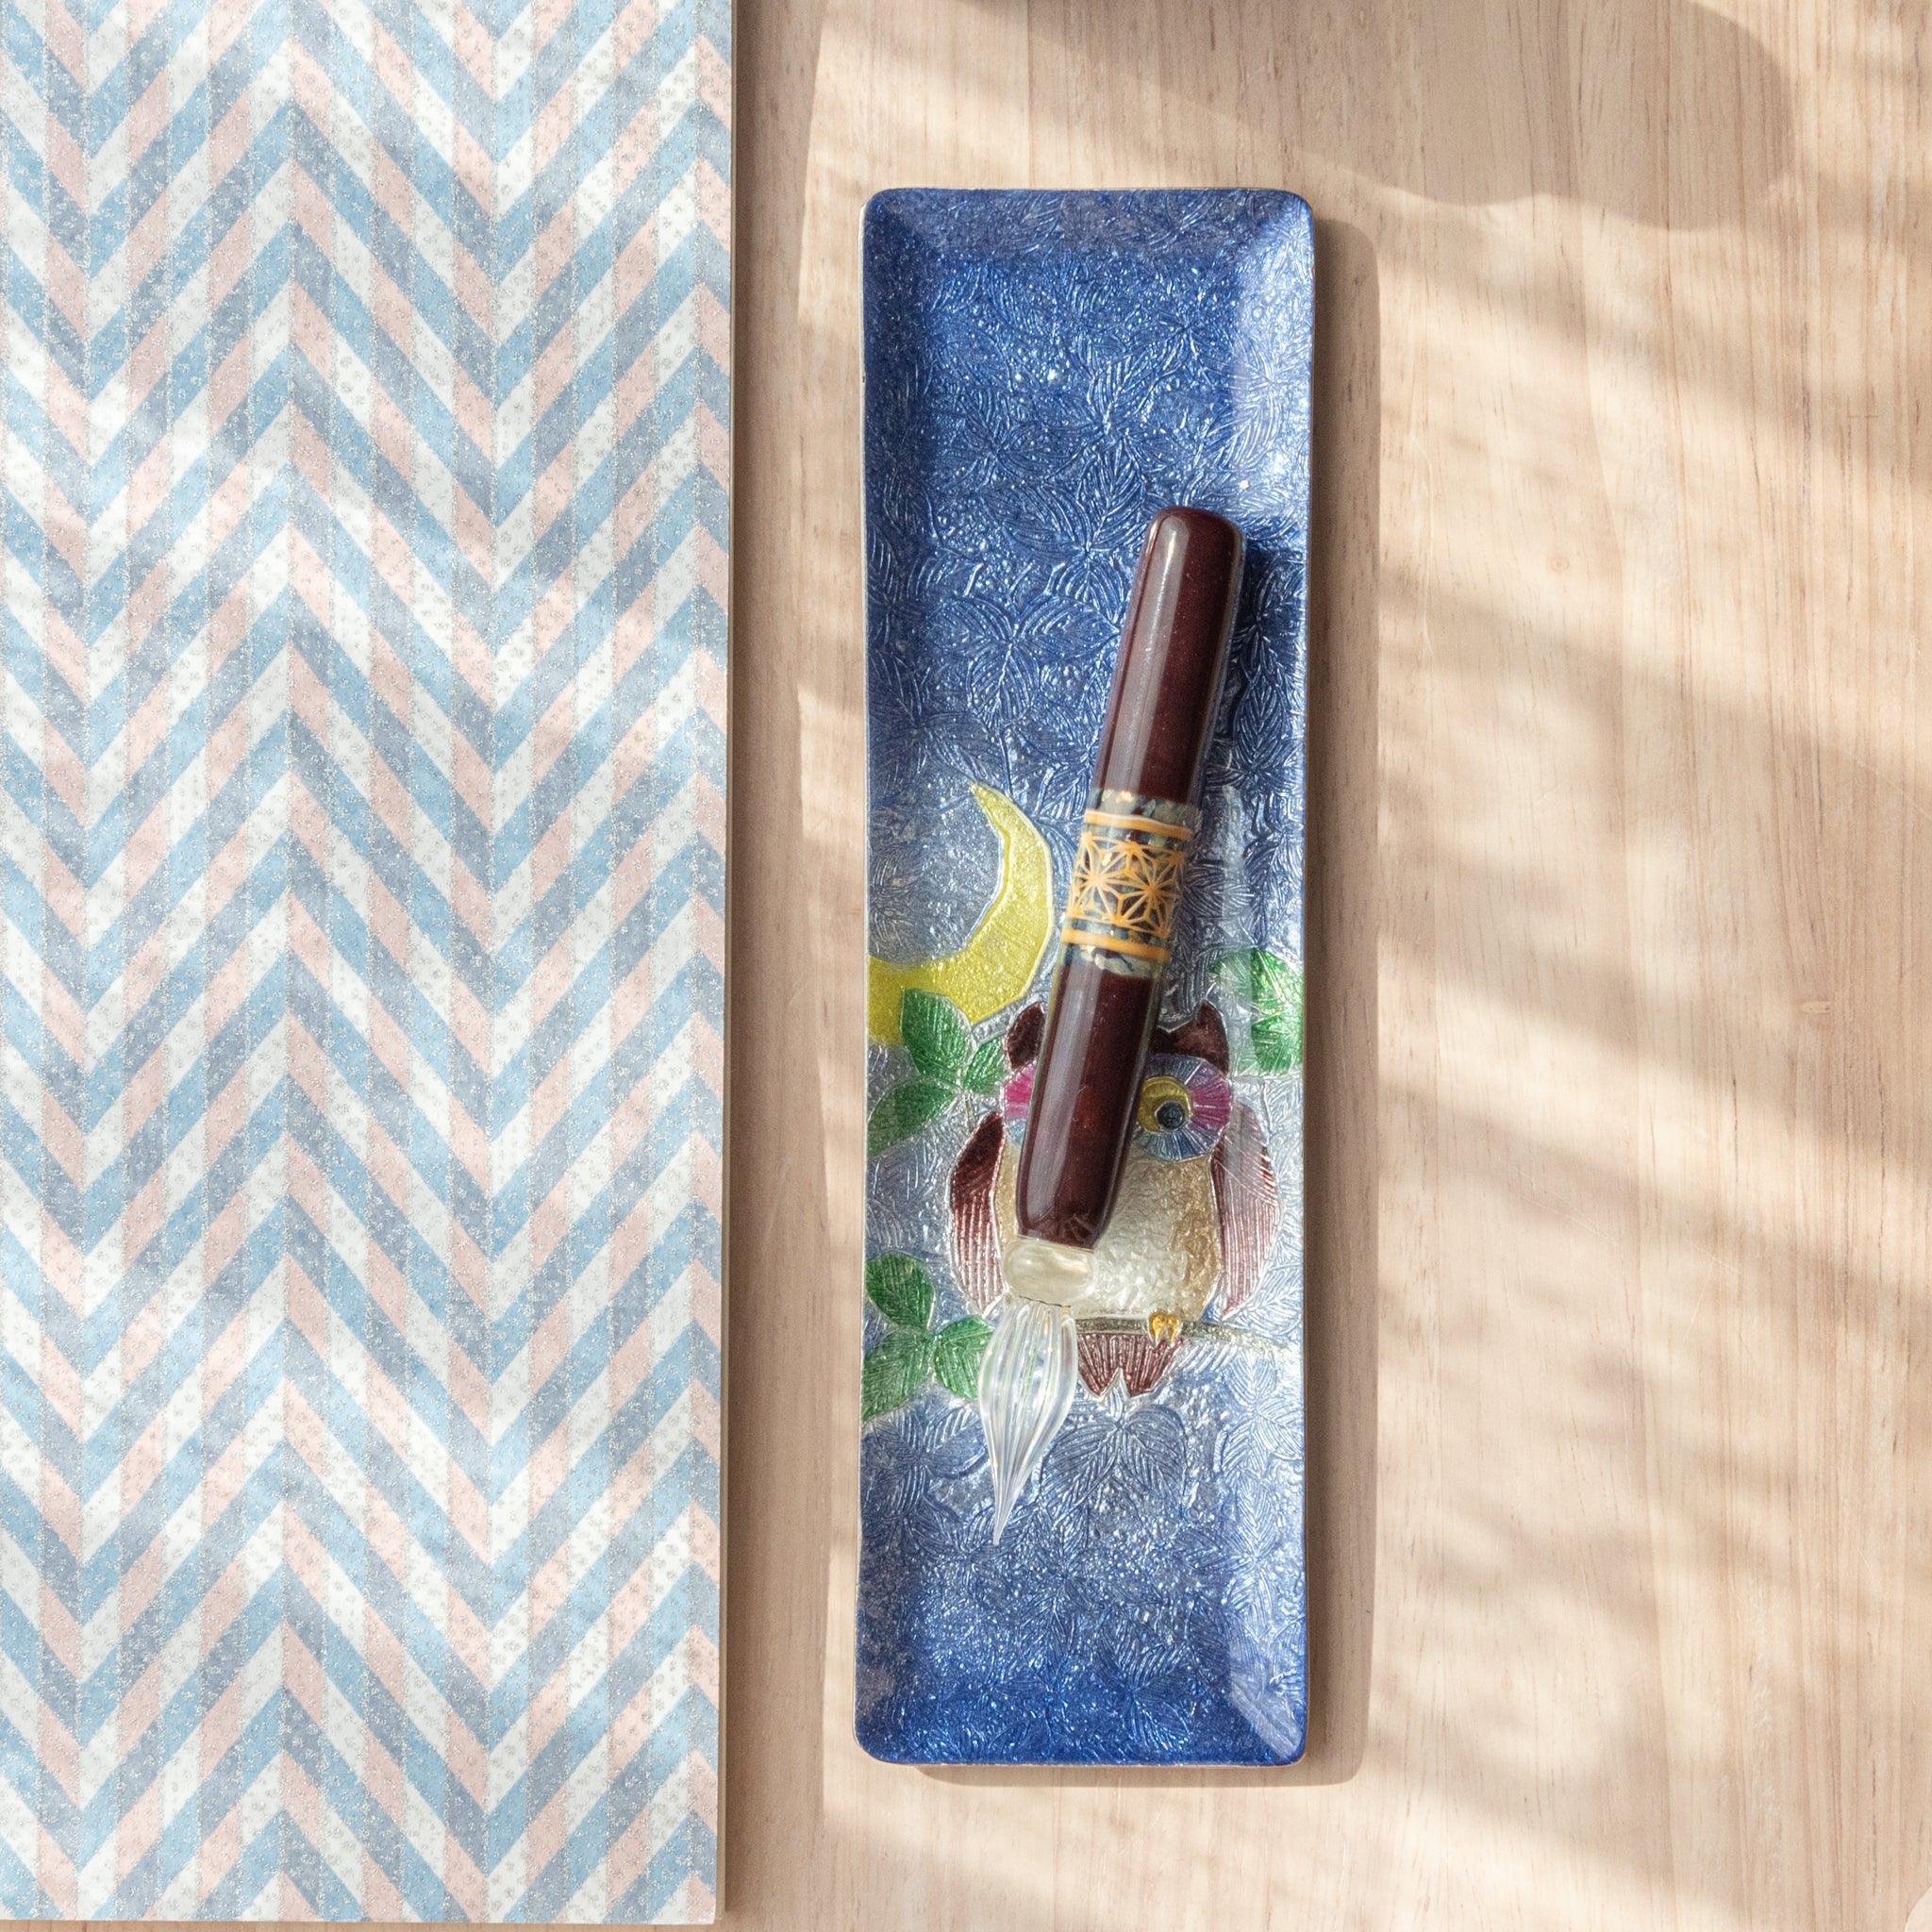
[864,788,1292,1431]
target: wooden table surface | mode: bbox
[725,0,1929,1926]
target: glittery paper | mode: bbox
[0,0,728,1913]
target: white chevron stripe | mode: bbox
[601,1740,714,1917]
[286,1516,491,1829]
[495,680,713,997]
[283,528,475,806]
[501,1385,711,1627]
[285,1244,491,1557]
[286,1037,482,1306]
[78,1157,287,1592]
[76,1130,285,1422]
[88,175,295,494]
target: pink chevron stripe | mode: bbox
[694,35,729,120]
[34,960,85,1067]
[33,1819,74,1921]
[112,1505,268,1881]
[693,284,730,390]
[285,527,500,785]
[122,320,254,538]
[43,117,84,244]
[117,923,268,1148]
[291,1013,491,1280]
[520,1230,719,1484]
[124,0,182,48]
[275,1757,329,1922]
[516,1019,720,1286]
[116,438,265,688]
[36,475,86,585]
[30,729,86,845]
[192,1797,248,1925]
[357,1835,412,1924]
[121,90,174,300]
[115,1038,269,1315]
[280,1460,495,1783]
[35,1078,82,1190]
[521,1364,717,1634]
[443,0,495,98]
[25,1290,86,1455]
[39,3,80,86]
[31,599,87,724]
[285,1257,491,1579]
[285,1021,490,1304]
[695,152,729,241]
[28,1521,79,1687]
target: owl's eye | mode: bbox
[1137,1074,1192,1136]
[1134,1055,1233,1160]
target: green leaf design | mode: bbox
[900,989,971,1081]
[933,1316,992,1400]
[866,1077,953,1158]
[1252,1005,1304,1073]
[1214,948,1305,1073]
[861,1329,935,1419]
[959,1037,1007,1095]
[865,1255,934,1330]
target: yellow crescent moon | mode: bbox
[868,784,1054,1045]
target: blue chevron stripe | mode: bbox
[3,114,724,447]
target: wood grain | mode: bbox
[724,0,1931,1926]
[45,6,1912,1928]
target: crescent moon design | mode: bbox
[868,784,1054,1045]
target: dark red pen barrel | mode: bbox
[1015,508,1244,1251]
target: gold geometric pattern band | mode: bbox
[1059,789,1199,972]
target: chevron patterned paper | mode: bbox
[0,0,729,1917]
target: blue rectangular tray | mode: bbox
[858,188,1313,1766]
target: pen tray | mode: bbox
[858,189,1315,1766]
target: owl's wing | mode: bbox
[949,1110,1006,1314]
[1210,1100,1276,1317]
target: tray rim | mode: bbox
[856,184,1317,1770]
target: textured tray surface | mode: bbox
[860,189,1313,1766]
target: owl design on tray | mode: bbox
[949,997,1278,1401]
